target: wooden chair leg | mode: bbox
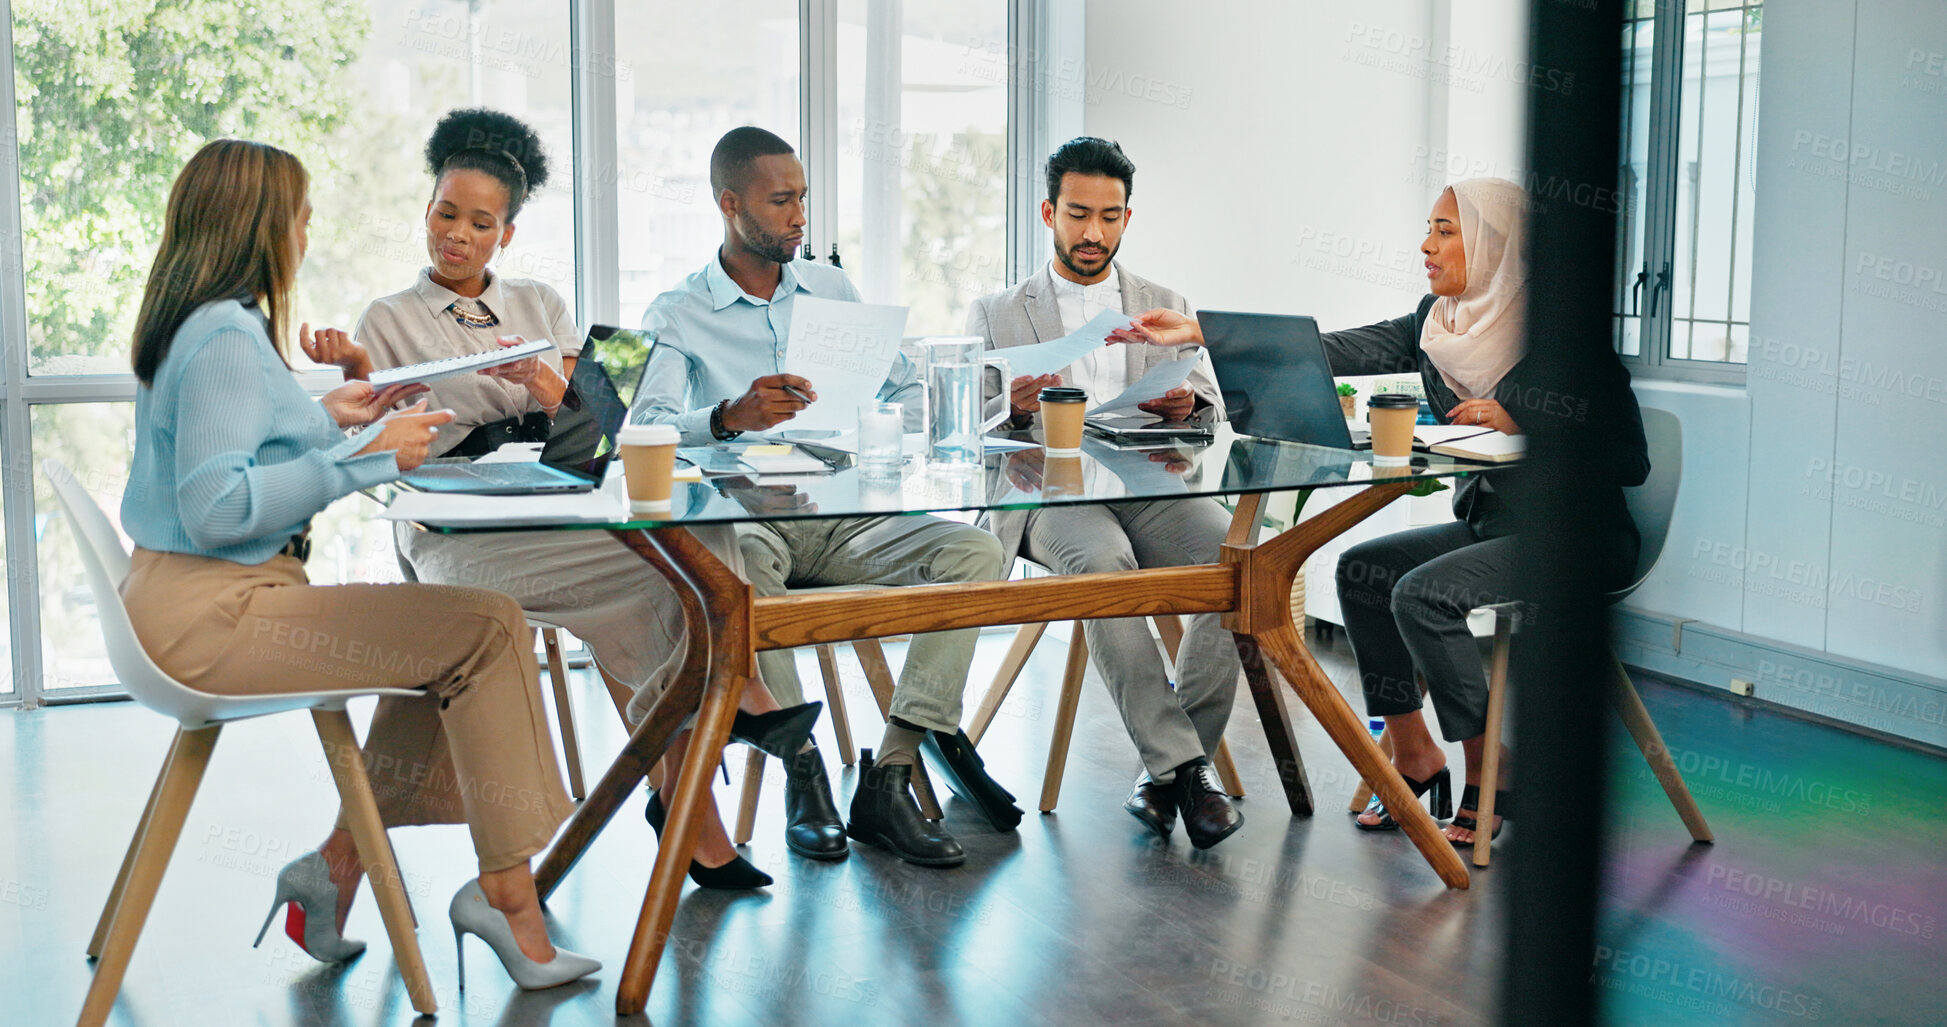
[88,730,181,959]
[1039,622,1090,813]
[312,709,437,1016]
[851,637,943,819]
[969,622,1047,745]
[541,628,587,801]
[79,726,220,1027]
[1213,736,1245,798]
[733,749,764,846]
[815,644,857,766]
[1152,614,1185,668]
[1473,613,1514,868]
[1611,653,1714,843]
[1348,729,1394,813]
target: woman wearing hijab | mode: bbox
[1116,178,1648,846]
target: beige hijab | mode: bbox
[1420,178,1529,399]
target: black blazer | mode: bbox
[1319,295,1647,565]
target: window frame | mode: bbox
[1617,0,1758,388]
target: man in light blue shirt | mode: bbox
[636,128,1021,869]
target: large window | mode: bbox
[834,0,1010,335]
[4,0,574,705]
[1615,0,1762,381]
[1,2,1037,706]
[613,1,800,328]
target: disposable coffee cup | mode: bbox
[1367,393,1418,466]
[617,422,681,511]
[1039,385,1087,454]
[1043,454,1084,497]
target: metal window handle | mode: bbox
[1631,266,1648,316]
[1647,261,1670,318]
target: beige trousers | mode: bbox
[120,549,573,873]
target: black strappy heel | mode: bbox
[1448,783,1513,845]
[1354,766,1453,831]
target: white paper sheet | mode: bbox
[781,297,910,433]
[1001,307,1131,377]
[1086,350,1203,415]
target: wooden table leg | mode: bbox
[1225,483,1471,890]
[609,527,752,1016]
[534,527,718,899]
[1235,634,1313,815]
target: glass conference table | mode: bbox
[405,426,1495,1015]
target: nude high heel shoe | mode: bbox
[252,851,366,962]
[448,880,600,991]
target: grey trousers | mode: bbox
[1021,498,1240,779]
[736,515,1005,734]
[1336,521,1519,741]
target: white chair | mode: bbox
[46,460,438,1023]
[1346,408,1715,867]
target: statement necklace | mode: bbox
[450,298,500,329]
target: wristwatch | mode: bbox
[710,399,742,441]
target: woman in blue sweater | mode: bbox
[118,139,597,990]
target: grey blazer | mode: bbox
[964,262,1225,566]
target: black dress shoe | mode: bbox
[730,702,823,760]
[645,792,774,889]
[781,744,849,860]
[918,727,1023,833]
[1171,758,1244,850]
[1123,773,1176,840]
[846,751,965,867]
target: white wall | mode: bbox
[1635,0,1947,692]
[1082,0,1444,332]
[1082,0,1947,739]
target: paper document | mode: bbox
[1086,351,1203,415]
[782,297,910,433]
[473,442,544,464]
[1002,308,1131,377]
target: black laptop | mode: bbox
[401,325,651,494]
[1196,311,1369,450]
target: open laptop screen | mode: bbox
[540,325,652,475]
[1197,310,1356,450]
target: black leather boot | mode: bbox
[919,727,1023,833]
[1172,757,1244,850]
[846,750,965,867]
[781,743,848,860]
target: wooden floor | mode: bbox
[2,625,1941,1026]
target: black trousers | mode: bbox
[1336,522,1521,742]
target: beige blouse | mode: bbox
[355,268,579,457]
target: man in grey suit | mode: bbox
[965,137,1244,849]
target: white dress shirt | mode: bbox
[1048,260,1128,406]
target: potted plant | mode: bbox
[1337,382,1357,418]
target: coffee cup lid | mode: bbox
[617,422,680,445]
[1038,386,1087,402]
[1368,393,1420,409]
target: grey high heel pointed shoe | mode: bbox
[252,851,366,963]
[449,880,600,991]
